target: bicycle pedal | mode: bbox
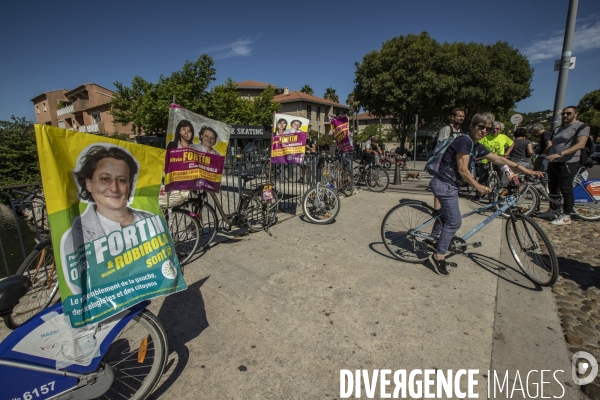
[472,242,482,248]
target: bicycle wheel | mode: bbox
[505,213,558,286]
[487,173,501,202]
[246,194,278,232]
[302,185,340,224]
[366,167,390,192]
[166,209,200,265]
[338,167,354,197]
[196,202,218,249]
[381,202,437,263]
[100,308,168,399]
[493,184,540,218]
[352,165,363,186]
[572,202,600,221]
[4,240,59,329]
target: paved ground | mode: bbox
[2,162,597,399]
[143,170,582,399]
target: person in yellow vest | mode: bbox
[474,121,513,200]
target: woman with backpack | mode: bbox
[427,113,544,277]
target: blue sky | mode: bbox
[1,0,599,122]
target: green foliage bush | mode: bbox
[0,117,40,186]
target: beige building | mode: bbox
[272,90,351,135]
[31,83,133,135]
[356,112,394,134]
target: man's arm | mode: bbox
[546,135,588,162]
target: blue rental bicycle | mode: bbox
[381,179,559,286]
[0,275,168,400]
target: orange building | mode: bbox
[31,83,133,136]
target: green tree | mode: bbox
[578,88,600,139]
[111,55,217,135]
[205,78,280,126]
[0,117,40,186]
[352,32,533,150]
[323,87,339,103]
[300,85,314,95]
[357,124,384,143]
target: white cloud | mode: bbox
[200,37,257,60]
[523,15,600,63]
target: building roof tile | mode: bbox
[273,91,350,108]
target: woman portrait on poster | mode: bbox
[192,126,221,155]
[62,146,154,257]
[275,118,288,136]
[167,119,195,150]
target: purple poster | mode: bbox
[164,105,231,192]
[330,115,354,153]
[271,113,309,164]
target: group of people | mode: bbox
[427,106,591,276]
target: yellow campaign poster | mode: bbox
[35,125,187,328]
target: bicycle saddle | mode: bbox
[0,275,31,317]
[239,174,257,182]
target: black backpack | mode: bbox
[552,123,592,165]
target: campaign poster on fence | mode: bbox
[330,115,354,153]
[35,125,187,328]
[164,104,231,192]
[271,113,308,164]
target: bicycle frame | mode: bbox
[0,300,149,400]
[409,194,517,243]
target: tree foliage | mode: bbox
[110,56,280,134]
[323,87,339,103]
[0,117,40,186]
[300,85,314,95]
[111,55,216,135]
[578,88,600,138]
[352,32,533,149]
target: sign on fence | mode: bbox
[35,125,187,327]
[271,113,308,164]
[330,115,353,153]
[164,104,232,192]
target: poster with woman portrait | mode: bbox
[271,113,308,164]
[35,125,187,328]
[164,104,231,192]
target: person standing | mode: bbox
[504,128,534,168]
[432,108,465,210]
[529,123,553,172]
[298,135,316,184]
[474,121,513,200]
[542,106,591,225]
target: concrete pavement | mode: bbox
[145,181,582,399]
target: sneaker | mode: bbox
[424,238,438,250]
[428,254,449,277]
[536,209,557,220]
[550,214,572,225]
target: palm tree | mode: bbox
[323,87,339,103]
[300,85,314,95]
[346,92,361,135]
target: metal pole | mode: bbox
[413,115,418,170]
[551,0,579,131]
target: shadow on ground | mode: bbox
[468,252,542,291]
[152,277,209,398]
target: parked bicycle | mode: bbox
[302,154,341,224]
[0,275,168,399]
[352,160,390,192]
[381,181,559,286]
[1,189,59,330]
